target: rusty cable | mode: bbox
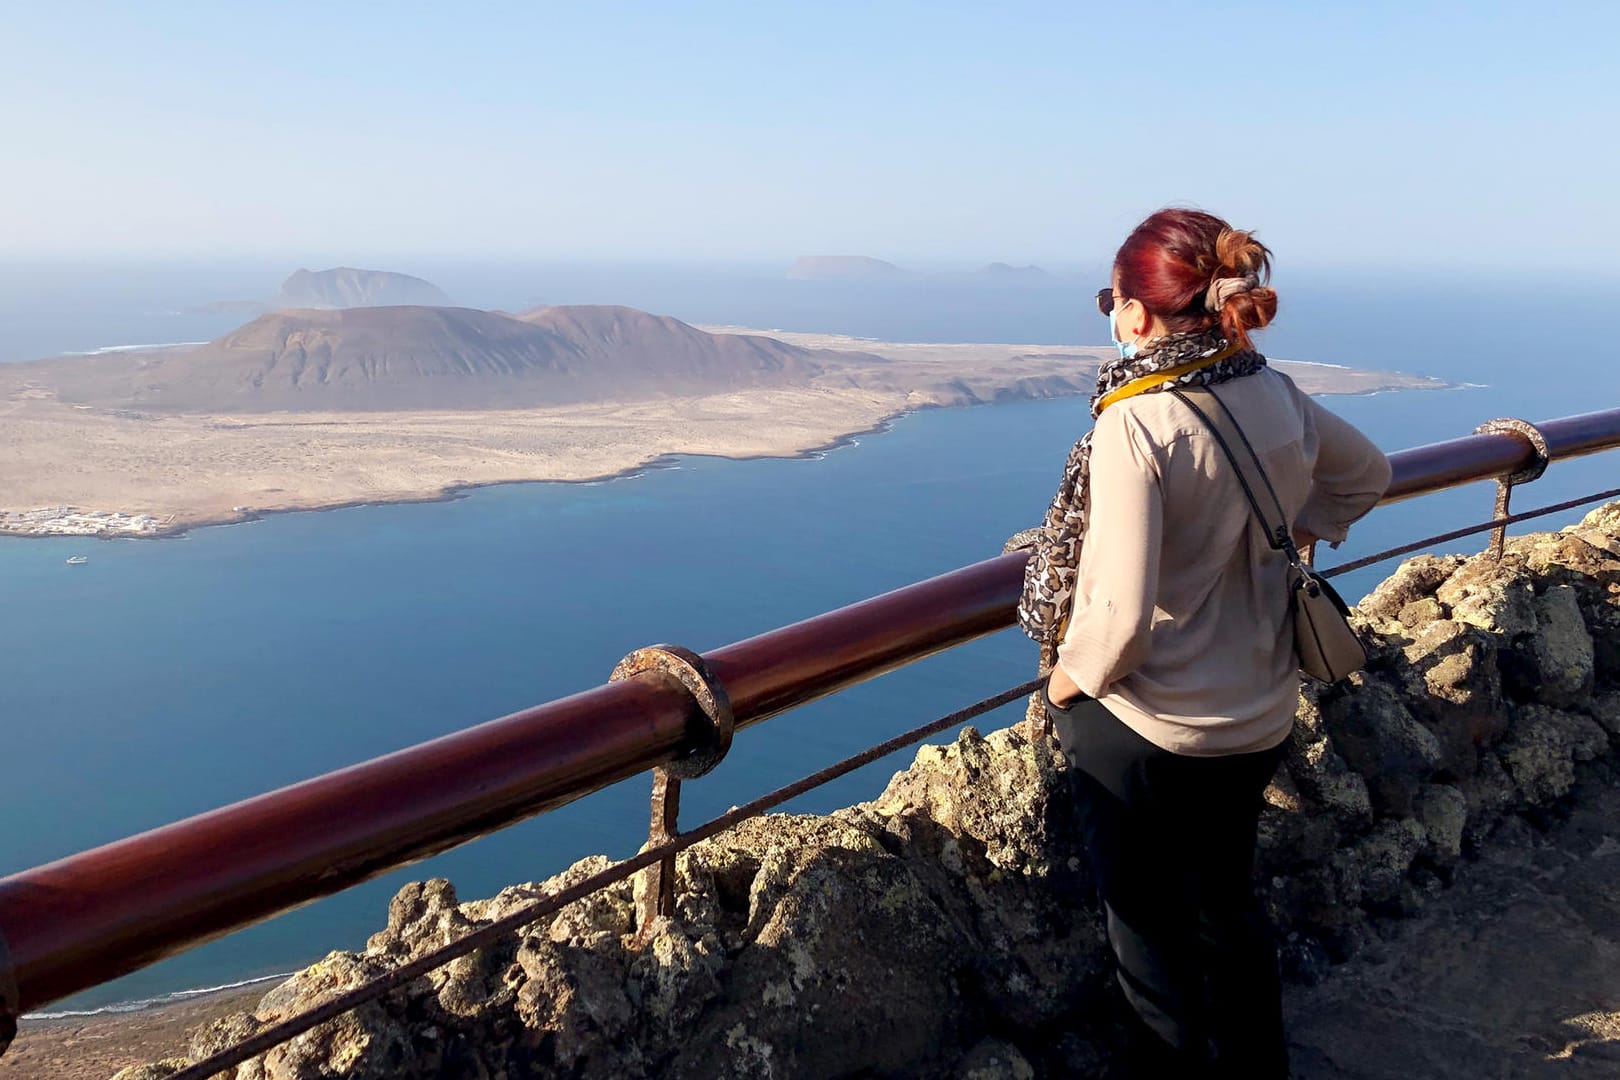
[167,677,1044,1080]
[1320,486,1620,580]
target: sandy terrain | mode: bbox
[701,326,1443,400]
[0,333,1446,538]
[0,985,263,1080]
[0,386,914,535]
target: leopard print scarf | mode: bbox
[1011,327,1267,654]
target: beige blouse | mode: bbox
[1054,367,1390,756]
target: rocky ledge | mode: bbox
[120,504,1620,1079]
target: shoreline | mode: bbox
[0,369,1449,544]
[2,983,272,1080]
[0,405,915,544]
[23,971,295,1022]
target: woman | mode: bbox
[1036,209,1390,1077]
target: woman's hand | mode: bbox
[1046,663,1083,708]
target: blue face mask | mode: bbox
[1109,304,1138,360]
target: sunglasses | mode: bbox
[1095,287,1126,317]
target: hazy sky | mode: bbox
[3,2,1615,270]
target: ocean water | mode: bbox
[2,264,1616,1015]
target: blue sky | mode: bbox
[2,2,1615,270]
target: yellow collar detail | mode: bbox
[1095,343,1241,413]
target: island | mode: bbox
[272,267,453,309]
[185,266,453,317]
[0,304,1448,538]
[977,262,1058,280]
[786,256,910,280]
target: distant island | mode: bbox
[186,266,453,317]
[786,256,909,281]
[274,266,452,309]
[978,262,1056,280]
[0,304,1449,537]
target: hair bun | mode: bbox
[1213,227,1269,278]
[1205,273,1260,312]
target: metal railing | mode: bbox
[2,405,1619,1065]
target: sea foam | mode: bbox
[25,971,294,1021]
[63,341,209,356]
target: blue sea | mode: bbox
[2,262,1616,1015]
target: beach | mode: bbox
[1,985,266,1080]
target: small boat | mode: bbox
[65,556,88,565]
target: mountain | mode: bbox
[786,256,908,281]
[273,267,453,309]
[21,305,843,412]
[513,305,827,385]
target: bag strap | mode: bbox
[1202,387,1295,529]
[1169,387,1304,567]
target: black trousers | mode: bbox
[1045,685,1288,1079]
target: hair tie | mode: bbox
[1205,272,1260,312]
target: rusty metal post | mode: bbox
[644,769,680,923]
[610,645,735,933]
[1473,419,1551,559]
[1488,480,1514,559]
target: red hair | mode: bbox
[1114,208,1278,348]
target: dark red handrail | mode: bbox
[1,406,1617,1018]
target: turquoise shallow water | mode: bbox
[2,270,1616,1013]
